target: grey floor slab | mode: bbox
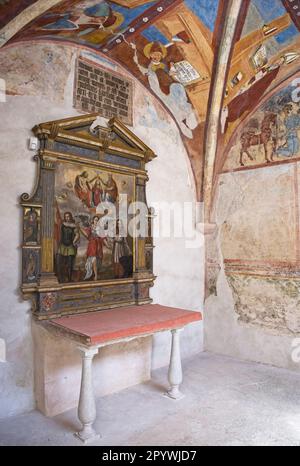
[1,352,300,446]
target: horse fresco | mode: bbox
[239,113,277,166]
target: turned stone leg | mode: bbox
[165,328,184,400]
[75,347,100,444]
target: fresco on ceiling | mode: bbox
[14,0,219,141]
[131,41,199,138]
[223,81,300,170]
[242,0,300,49]
[222,0,300,135]
[11,0,220,200]
[10,1,300,198]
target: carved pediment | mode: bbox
[33,114,156,163]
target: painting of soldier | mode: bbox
[56,211,80,283]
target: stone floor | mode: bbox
[1,352,300,446]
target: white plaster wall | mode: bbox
[0,43,203,419]
[204,167,300,372]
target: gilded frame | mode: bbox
[21,114,156,320]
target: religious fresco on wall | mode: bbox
[222,0,300,139]
[131,40,199,139]
[9,0,221,200]
[12,0,219,132]
[0,43,74,100]
[5,0,300,201]
[55,162,134,283]
[223,82,300,170]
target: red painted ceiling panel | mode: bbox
[0,0,38,29]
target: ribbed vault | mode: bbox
[1,0,300,209]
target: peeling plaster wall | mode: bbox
[0,42,204,419]
[205,75,300,370]
[205,162,300,371]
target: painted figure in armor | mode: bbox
[57,212,80,282]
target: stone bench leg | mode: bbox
[165,328,184,400]
[75,347,100,444]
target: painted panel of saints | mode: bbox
[23,207,40,244]
[54,162,134,283]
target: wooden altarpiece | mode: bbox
[20,114,156,320]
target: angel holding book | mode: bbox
[131,41,199,139]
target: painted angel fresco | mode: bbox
[132,41,199,139]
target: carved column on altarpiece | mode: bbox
[133,175,148,277]
[39,155,58,287]
[133,175,153,303]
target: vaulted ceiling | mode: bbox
[1,0,300,211]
